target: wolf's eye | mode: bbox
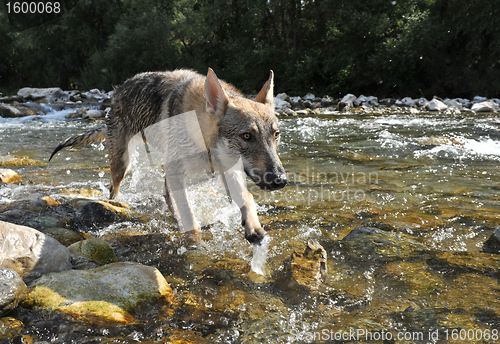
[274,131,280,140]
[241,133,252,141]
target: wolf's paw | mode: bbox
[245,231,266,245]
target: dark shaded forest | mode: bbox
[1,0,499,99]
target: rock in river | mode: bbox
[425,99,448,111]
[277,239,327,290]
[22,262,173,325]
[17,87,70,103]
[0,221,72,278]
[471,101,499,113]
[0,268,27,316]
[483,226,500,254]
[68,238,118,265]
[341,226,432,261]
[0,169,24,183]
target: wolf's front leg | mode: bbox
[221,167,266,244]
[240,190,266,244]
[164,176,202,241]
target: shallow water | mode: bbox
[1,108,500,343]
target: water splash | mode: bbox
[250,234,270,275]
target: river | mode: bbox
[1,106,500,343]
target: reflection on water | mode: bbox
[1,109,500,342]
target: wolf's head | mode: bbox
[205,68,288,191]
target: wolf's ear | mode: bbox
[205,68,228,118]
[254,70,274,105]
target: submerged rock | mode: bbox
[0,221,72,278]
[59,188,103,198]
[278,239,327,290]
[0,317,24,339]
[22,262,173,325]
[68,238,118,265]
[0,169,24,183]
[416,135,462,146]
[341,227,432,261]
[0,268,27,316]
[0,155,45,167]
[483,226,500,254]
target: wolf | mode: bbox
[49,68,287,244]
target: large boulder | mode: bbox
[0,268,27,316]
[0,221,72,278]
[22,262,173,324]
[17,87,70,103]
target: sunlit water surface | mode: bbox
[1,108,500,342]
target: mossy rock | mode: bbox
[41,227,83,246]
[68,238,117,265]
[22,262,173,325]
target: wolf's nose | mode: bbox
[271,173,288,189]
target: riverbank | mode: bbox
[1,87,499,121]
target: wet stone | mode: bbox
[40,227,83,246]
[22,262,173,325]
[0,221,72,278]
[68,238,118,265]
[0,268,27,316]
[277,239,327,290]
[0,193,61,214]
[70,199,130,229]
[0,169,24,183]
[483,226,500,254]
[0,317,24,340]
[0,155,45,167]
[341,227,433,262]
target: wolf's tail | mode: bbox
[49,127,107,162]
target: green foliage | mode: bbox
[1,0,499,98]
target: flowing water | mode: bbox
[1,107,500,343]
